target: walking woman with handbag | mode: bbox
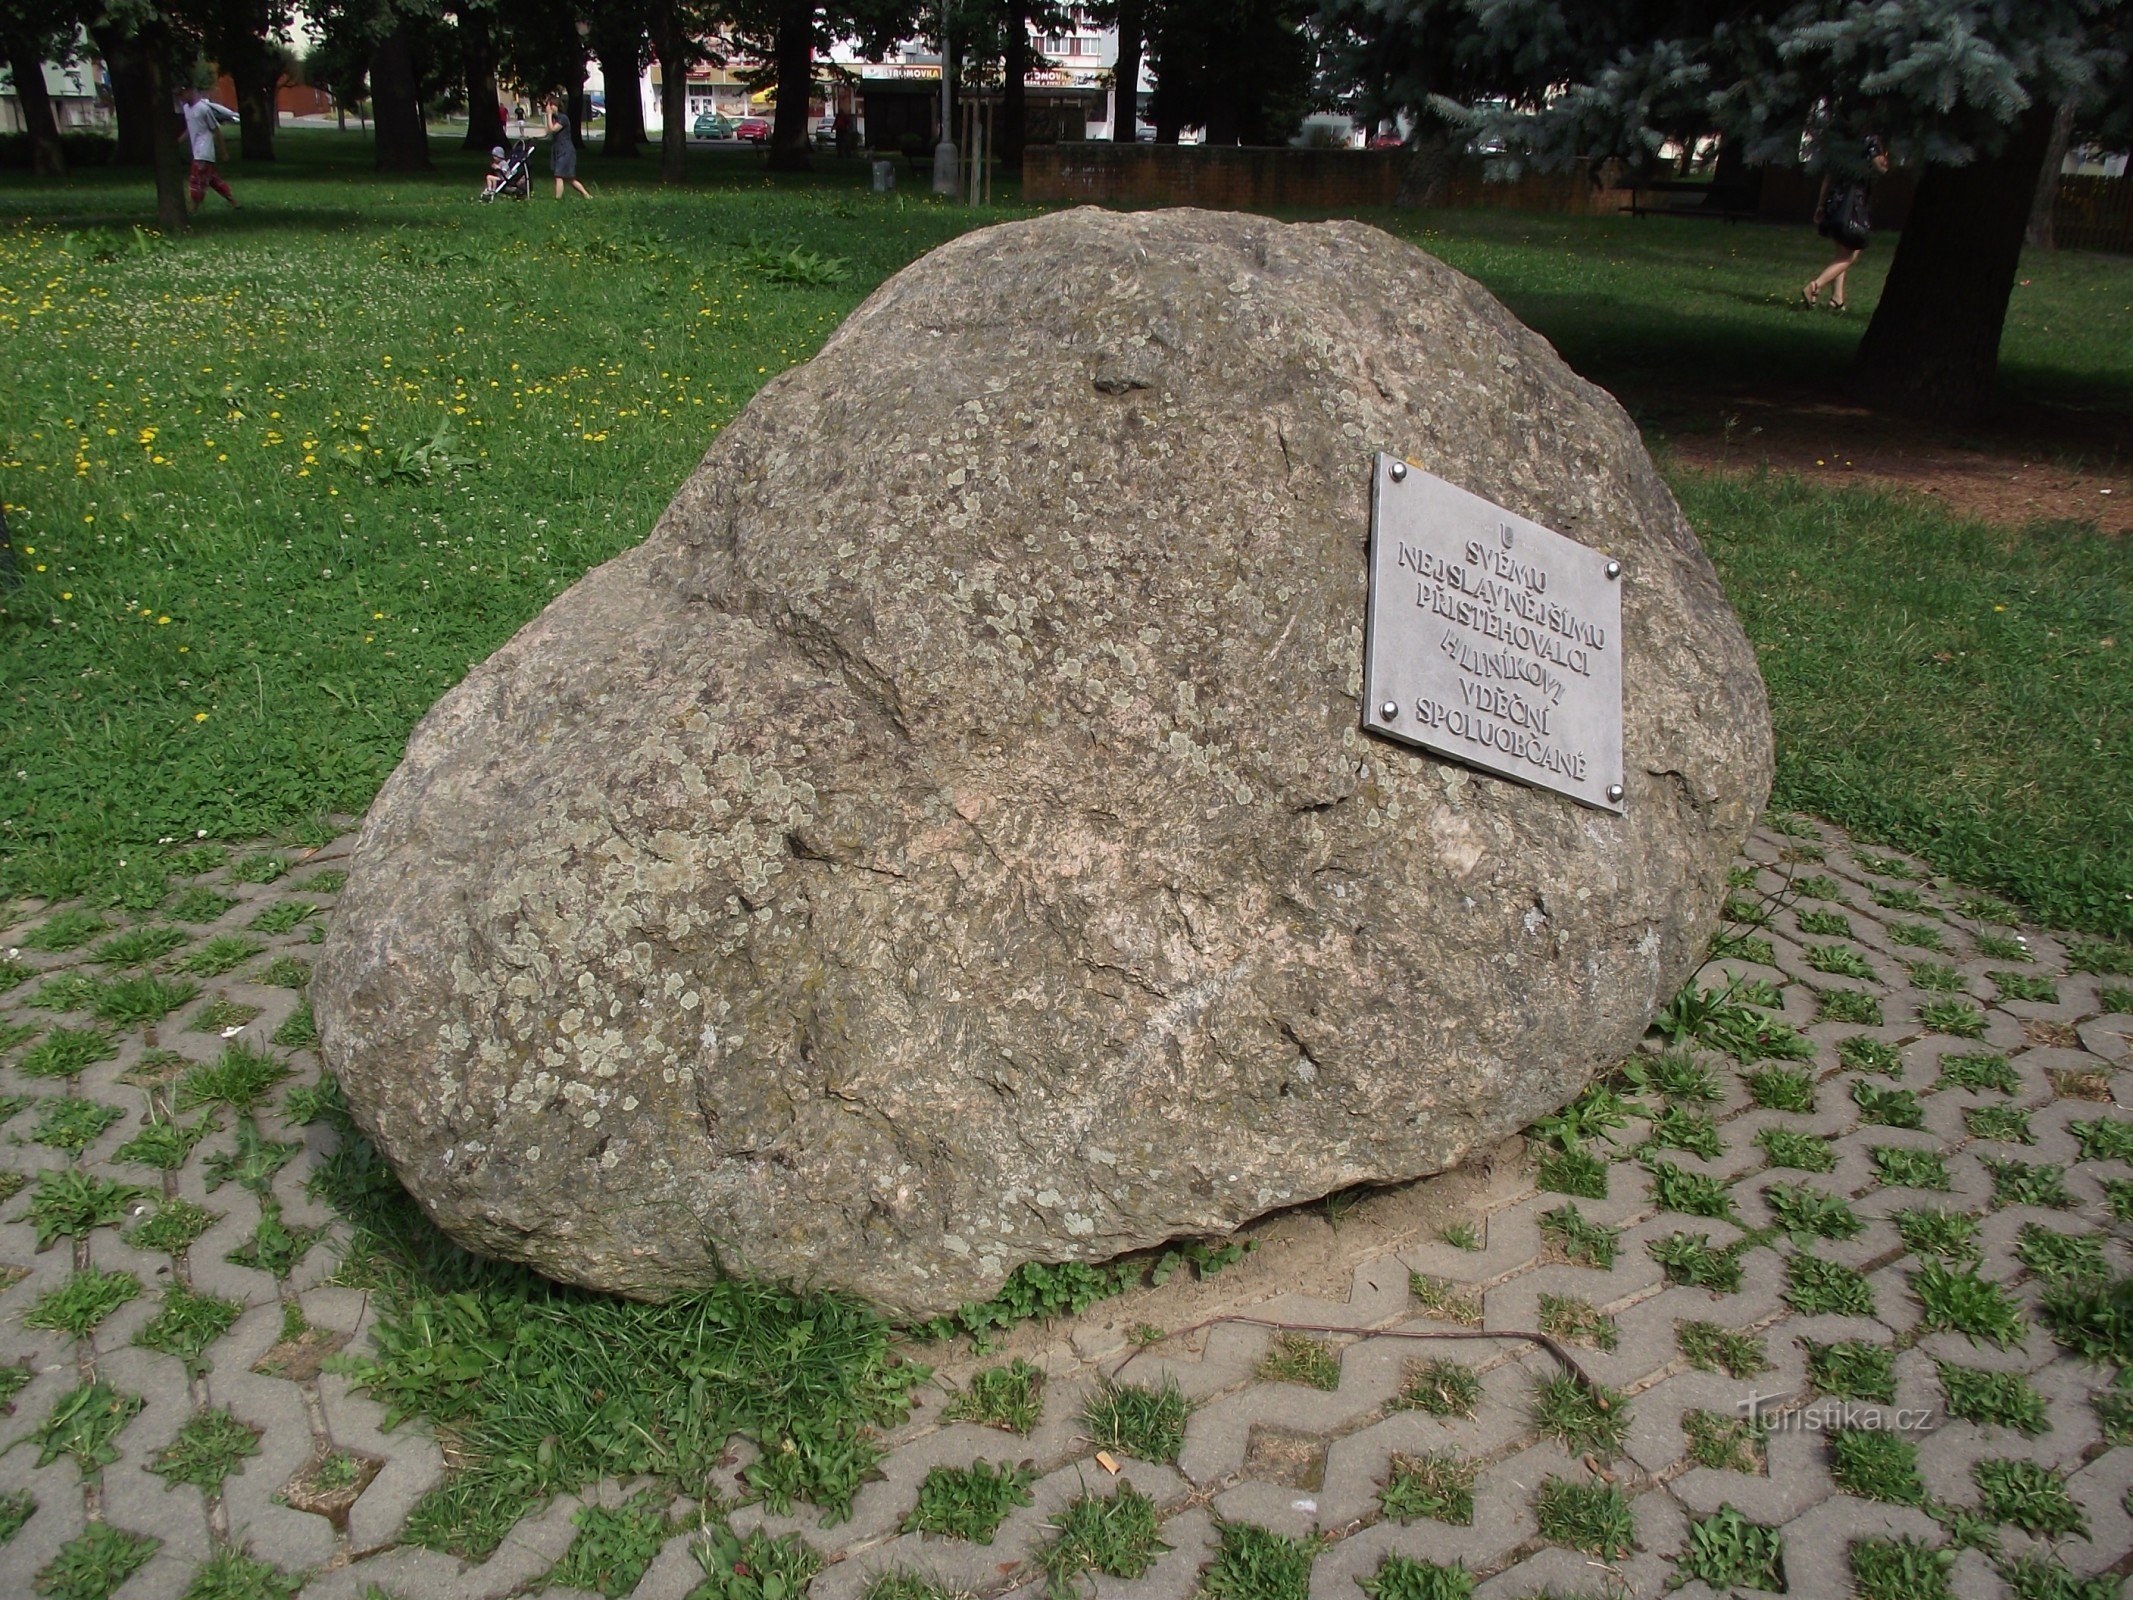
[1803,134,1890,310]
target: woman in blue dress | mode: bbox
[547,105,592,200]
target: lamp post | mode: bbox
[932,0,958,195]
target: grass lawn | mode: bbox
[1,132,2127,936]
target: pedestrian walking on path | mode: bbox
[179,86,239,212]
[1802,134,1888,311]
[547,106,591,200]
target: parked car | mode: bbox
[735,117,770,143]
[692,111,734,138]
[1369,131,1404,149]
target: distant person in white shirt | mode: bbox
[178,87,239,212]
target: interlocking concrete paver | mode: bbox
[3,820,2130,1600]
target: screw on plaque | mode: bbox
[1607,784,1624,803]
[1388,460,1408,482]
[1380,701,1400,721]
[1605,560,1622,580]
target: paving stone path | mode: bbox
[0,816,2129,1600]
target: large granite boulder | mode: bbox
[315,207,1771,1318]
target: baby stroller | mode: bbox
[480,141,532,203]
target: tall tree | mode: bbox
[306,0,437,170]
[1109,0,1140,140]
[1146,0,1313,145]
[211,0,289,160]
[727,0,918,173]
[0,1,86,175]
[455,0,504,151]
[92,1,200,226]
[589,0,646,158]
[645,0,706,181]
[1329,0,2133,422]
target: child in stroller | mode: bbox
[481,141,532,202]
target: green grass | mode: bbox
[1539,1203,1619,1267]
[1871,1146,1952,1190]
[177,935,266,977]
[1536,1148,1608,1198]
[903,1460,1034,1544]
[1645,1158,1738,1221]
[1818,987,1885,1026]
[1964,1104,2034,1144]
[1756,1127,1836,1172]
[1798,908,1855,938]
[1381,1451,1477,1524]
[21,1168,142,1247]
[35,1523,159,1600]
[1678,1320,1769,1379]
[1982,1155,2072,1209]
[24,1267,141,1338]
[135,1284,244,1375]
[1650,1231,1746,1290]
[1683,1410,1768,1474]
[1537,1294,1618,1351]
[544,1493,675,1599]
[1937,1363,2050,1435]
[29,1380,143,1472]
[944,1359,1043,1432]
[1910,1263,2029,1348]
[1393,1359,1483,1416]
[1529,1372,1629,1457]
[1257,1333,1342,1390]
[1678,1504,1783,1592]
[1937,1052,2020,1093]
[690,1523,822,1600]
[27,1095,123,1152]
[1895,1207,1982,1263]
[126,1197,220,1256]
[2070,1116,2133,1161]
[1784,1253,1876,1317]
[176,1543,305,1600]
[1839,1035,1906,1077]
[1764,1182,1863,1242]
[1852,1079,1924,1129]
[1531,1476,1635,1558]
[1849,1535,1954,1600]
[1407,1274,1482,1324]
[1973,1458,2087,1538]
[1831,1429,1926,1504]
[1041,1484,1168,1593]
[0,1488,32,1544]
[1804,1339,1897,1403]
[1200,1521,1321,1600]
[1080,1378,1189,1465]
[2015,1223,2108,1284]
[151,1406,261,1490]
[1358,1556,1474,1600]
[1743,1063,1816,1112]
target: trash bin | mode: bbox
[871,159,895,194]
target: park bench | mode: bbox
[1622,178,1758,221]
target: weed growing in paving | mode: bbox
[945,1359,1043,1432]
[1871,1146,1952,1190]
[1626,1048,1726,1103]
[2094,1378,2133,1445]
[1530,1373,1628,1457]
[24,911,107,951]
[1744,1064,1816,1112]
[1889,921,1948,952]
[1646,1159,1738,1220]
[28,973,105,1013]
[1358,1555,1474,1600]
[1872,884,1934,914]
[92,974,199,1026]
[1408,1274,1482,1325]
[167,890,239,924]
[1200,1520,1322,1600]
[1531,1476,1634,1558]
[1996,1553,2121,1600]
[1937,1052,2020,1093]
[24,1268,142,1338]
[259,956,311,989]
[1765,1182,1863,1242]
[1683,1409,1767,1473]
[1538,1294,1618,1351]
[1896,1208,1982,1263]
[1081,1379,1188,1464]
[0,1019,37,1055]
[1976,932,2033,961]
[114,1110,217,1170]
[904,1461,1035,1543]
[1819,988,1886,1026]
[16,1025,116,1079]
[2104,983,2133,1014]
[1911,1263,2028,1348]
[1756,1127,1835,1172]
[29,1095,124,1153]
[865,1573,971,1600]
[2051,1065,2114,1100]
[1784,1253,1876,1317]
[1380,1451,1476,1524]
[177,1044,292,1113]
[1906,960,1966,992]
[1393,1359,1481,1417]
[1679,1320,1769,1378]
[0,1362,31,1412]
[0,1489,32,1544]
[1973,1458,2087,1537]
[1839,1035,1906,1077]
[126,1198,220,1257]
[543,1493,676,1598]
[1798,908,1855,938]
[1965,1104,2034,1144]
[2104,1179,2133,1223]
[202,1119,301,1194]
[1536,1148,1607,1198]
[1641,1105,1724,1159]
[1849,1535,1954,1600]
[1808,947,1873,980]
[1805,1340,1897,1402]
[1937,1364,2049,1435]
[191,998,262,1033]
[2070,1117,2133,1161]
[30,1381,143,1472]
[151,1407,262,1490]
[273,1002,317,1048]
[1649,1231,1746,1290]
[35,1523,159,1600]
[1257,1333,1342,1390]
[1983,1155,2071,1209]
[1794,873,1845,900]
[1540,1203,1618,1268]
[1853,1079,1924,1128]
[1439,1221,1481,1250]
[136,1285,244,1375]
[2016,1224,2108,1284]
[1918,998,1988,1037]
[1530,1082,1636,1153]
[177,935,264,977]
[1040,1484,1167,1594]
[2038,1273,2133,1363]
[90,926,190,968]
[1990,971,2059,1004]
[1831,1429,1925,1504]
[22,1169,143,1247]
[1710,931,1778,966]
[1679,1504,1783,1592]
[689,1524,822,1600]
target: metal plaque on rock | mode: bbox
[1362,454,1625,812]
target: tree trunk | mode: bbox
[567,73,591,160]
[597,21,646,158]
[3,36,65,175]
[1854,102,2057,423]
[461,10,504,152]
[1394,130,1460,207]
[767,0,812,172]
[650,6,688,183]
[1000,3,1026,174]
[102,33,158,165]
[369,22,431,171]
[1112,0,1140,141]
[220,2,280,163]
[2026,100,2076,249]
